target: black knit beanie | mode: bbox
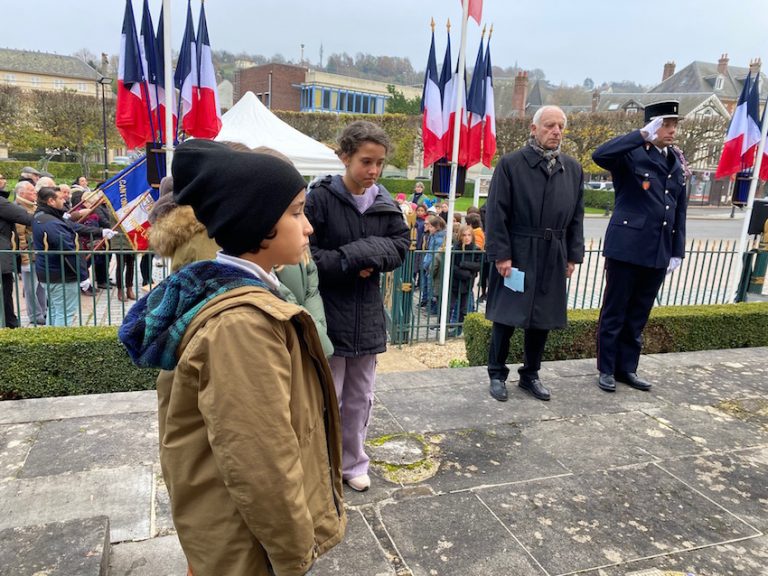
[172,139,307,255]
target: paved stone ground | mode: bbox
[0,348,766,576]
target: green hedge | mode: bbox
[463,303,768,366]
[583,188,614,211]
[378,177,475,199]
[0,160,125,185]
[0,327,158,400]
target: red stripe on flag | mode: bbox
[715,135,745,180]
[116,81,152,149]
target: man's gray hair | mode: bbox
[14,180,35,197]
[532,105,568,129]
[34,176,56,191]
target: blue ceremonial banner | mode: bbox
[100,156,158,249]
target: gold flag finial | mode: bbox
[481,24,486,37]
[489,24,494,39]
[430,17,435,31]
[446,18,451,32]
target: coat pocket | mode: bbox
[609,211,646,230]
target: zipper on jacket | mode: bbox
[354,214,367,356]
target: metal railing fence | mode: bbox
[0,237,756,337]
[382,237,755,344]
[0,244,169,328]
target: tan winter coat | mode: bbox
[156,286,346,576]
[149,204,219,272]
[14,196,36,266]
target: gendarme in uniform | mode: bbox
[592,100,687,393]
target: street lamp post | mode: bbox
[97,76,113,182]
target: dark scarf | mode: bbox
[37,203,66,220]
[118,260,275,370]
[527,136,561,174]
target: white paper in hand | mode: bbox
[503,267,525,292]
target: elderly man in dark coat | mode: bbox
[485,105,585,402]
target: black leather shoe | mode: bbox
[615,372,652,391]
[518,377,550,401]
[489,379,508,402]
[598,372,616,392]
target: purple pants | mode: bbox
[328,354,377,480]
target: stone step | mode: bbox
[0,516,110,576]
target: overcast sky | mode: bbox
[3,0,766,87]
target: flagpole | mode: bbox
[438,0,470,344]
[163,0,174,173]
[729,100,768,302]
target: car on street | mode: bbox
[586,181,614,191]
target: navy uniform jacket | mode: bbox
[593,130,687,269]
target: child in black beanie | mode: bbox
[119,139,345,576]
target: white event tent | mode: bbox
[215,91,344,176]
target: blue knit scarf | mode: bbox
[118,260,272,370]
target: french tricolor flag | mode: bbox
[116,0,151,149]
[421,28,443,167]
[481,37,496,168]
[152,5,177,140]
[715,72,761,178]
[465,36,486,168]
[187,1,221,139]
[139,0,161,141]
[174,0,197,138]
[438,28,453,155]
[440,37,468,166]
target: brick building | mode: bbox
[234,62,421,114]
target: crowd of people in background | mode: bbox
[392,179,489,332]
[0,165,162,327]
[1,161,491,334]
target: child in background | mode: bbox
[119,140,345,576]
[411,181,426,205]
[449,224,482,335]
[421,215,446,315]
[466,212,485,250]
[413,204,428,288]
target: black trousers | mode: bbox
[487,322,549,381]
[139,253,153,286]
[115,253,135,290]
[597,258,666,375]
[93,253,111,286]
[1,272,19,328]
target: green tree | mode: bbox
[0,85,25,146]
[385,85,421,115]
[32,90,103,157]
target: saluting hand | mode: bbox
[641,117,663,143]
[496,259,512,278]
